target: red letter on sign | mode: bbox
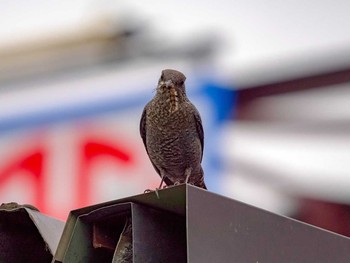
[0,148,45,211]
[77,140,132,207]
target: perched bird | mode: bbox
[140,69,206,190]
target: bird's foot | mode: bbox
[184,167,192,184]
[143,188,160,199]
[155,188,160,199]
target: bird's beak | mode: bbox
[159,80,173,89]
[164,80,173,88]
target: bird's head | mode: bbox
[156,69,187,112]
[157,69,186,96]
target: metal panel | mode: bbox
[132,203,186,263]
[54,184,350,262]
[186,185,350,262]
[0,206,64,263]
[55,200,186,263]
[54,185,186,262]
[61,203,131,263]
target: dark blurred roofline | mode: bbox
[232,46,350,89]
[237,67,350,103]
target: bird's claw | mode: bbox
[143,188,160,199]
[155,188,160,199]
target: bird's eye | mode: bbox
[160,73,164,81]
[179,80,184,85]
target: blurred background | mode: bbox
[1,0,350,236]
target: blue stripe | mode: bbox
[0,93,149,134]
[0,86,207,134]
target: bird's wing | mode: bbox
[192,105,204,161]
[139,105,148,150]
[140,104,164,178]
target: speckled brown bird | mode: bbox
[140,69,206,190]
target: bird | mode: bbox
[140,69,206,191]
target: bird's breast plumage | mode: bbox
[145,98,202,176]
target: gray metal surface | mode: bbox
[54,184,350,262]
[27,208,65,255]
[186,186,350,263]
[62,203,131,263]
[54,185,186,262]
[132,203,186,263]
[55,199,186,263]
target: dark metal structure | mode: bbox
[0,205,65,262]
[53,184,350,262]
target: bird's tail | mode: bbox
[198,178,207,190]
[194,167,207,190]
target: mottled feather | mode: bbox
[140,69,206,189]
